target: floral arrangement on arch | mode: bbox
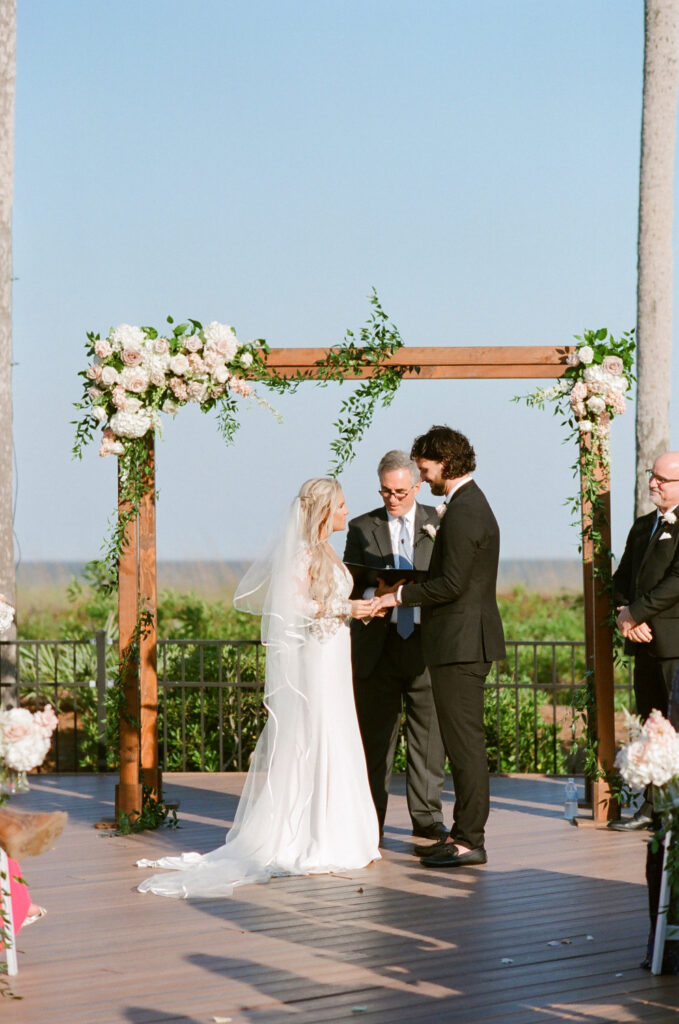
[518,327,635,458]
[75,318,274,458]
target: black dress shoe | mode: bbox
[420,844,487,867]
[607,806,654,831]
[412,822,448,840]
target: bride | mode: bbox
[137,478,380,898]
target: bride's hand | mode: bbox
[351,598,375,620]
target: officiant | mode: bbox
[344,450,446,840]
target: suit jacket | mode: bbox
[343,502,438,678]
[612,509,679,658]
[400,480,506,666]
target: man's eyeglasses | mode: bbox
[646,469,679,485]
[378,485,415,500]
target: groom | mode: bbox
[374,426,505,867]
[344,450,447,840]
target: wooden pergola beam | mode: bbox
[261,345,573,380]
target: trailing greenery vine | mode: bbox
[514,328,635,783]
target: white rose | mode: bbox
[92,406,107,422]
[162,400,179,415]
[100,365,119,388]
[240,351,254,368]
[577,345,594,365]
[169,353,190,376]
[585,395,606,415]
[213,363,230,384]
[578,420,594,433]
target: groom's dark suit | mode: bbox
[613,509,679,723]
[401,480,505,850]
[344,503,446,834]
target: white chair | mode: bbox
[651,830,679,974]
[0,846,18,976]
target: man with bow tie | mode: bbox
[344,450,446,841]
[610,451,679,830]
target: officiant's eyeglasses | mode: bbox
[646,469,679,485]
[378,485,415,500]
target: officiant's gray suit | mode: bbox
[344,503,446,835]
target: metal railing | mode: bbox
[0,634,634,775]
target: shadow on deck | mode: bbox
[6,773,678,1023]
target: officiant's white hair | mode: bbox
[298,477,343,610]
[377,449,419,482]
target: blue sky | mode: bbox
[11,1,672,566]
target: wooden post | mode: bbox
[590,452,618,822]
[579,435,618,822]
[115,461,142,821]
[139,436,161,799]
[580,440,595,810]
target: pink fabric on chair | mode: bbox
[1,857,30,941]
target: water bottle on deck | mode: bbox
[564,777,578,821]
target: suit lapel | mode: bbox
[413,504,436,569]
[370,510,394,563]
[638,513,665,575]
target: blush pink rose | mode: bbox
[169,377,189,401]
[602,355,624,376]
[187,380,208,402]
[34,704,58,739]
[228,377,253,397]
[112,386,127,409]
[185,335,203,353]
[188,353,206,374]
[154,337,170,355]
[94,339,113,359]
[86,364,103,382]
[2,707,34,743]
[122,348,143,366]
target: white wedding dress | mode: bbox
[138,535,380,899]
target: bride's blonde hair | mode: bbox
[297,477,343,607]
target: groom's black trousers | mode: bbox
[430,659,491,851]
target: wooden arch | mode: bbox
[115,344,616,823]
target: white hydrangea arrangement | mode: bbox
[0,705,58,775]
[615,708,679,799]
[75,318,272,458]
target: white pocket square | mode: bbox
[660,531,672,540]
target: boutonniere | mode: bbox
[435,503,448,519]
[663,511,677,526]
[423,523,437,540]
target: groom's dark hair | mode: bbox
[411,425,476,479]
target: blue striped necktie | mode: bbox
[396,517,414,639]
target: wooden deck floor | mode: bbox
[5,773,679,1023]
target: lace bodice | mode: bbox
[296,551,352,642]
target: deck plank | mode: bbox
[4,773,678,1023]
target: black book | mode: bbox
[344,563,427,586]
